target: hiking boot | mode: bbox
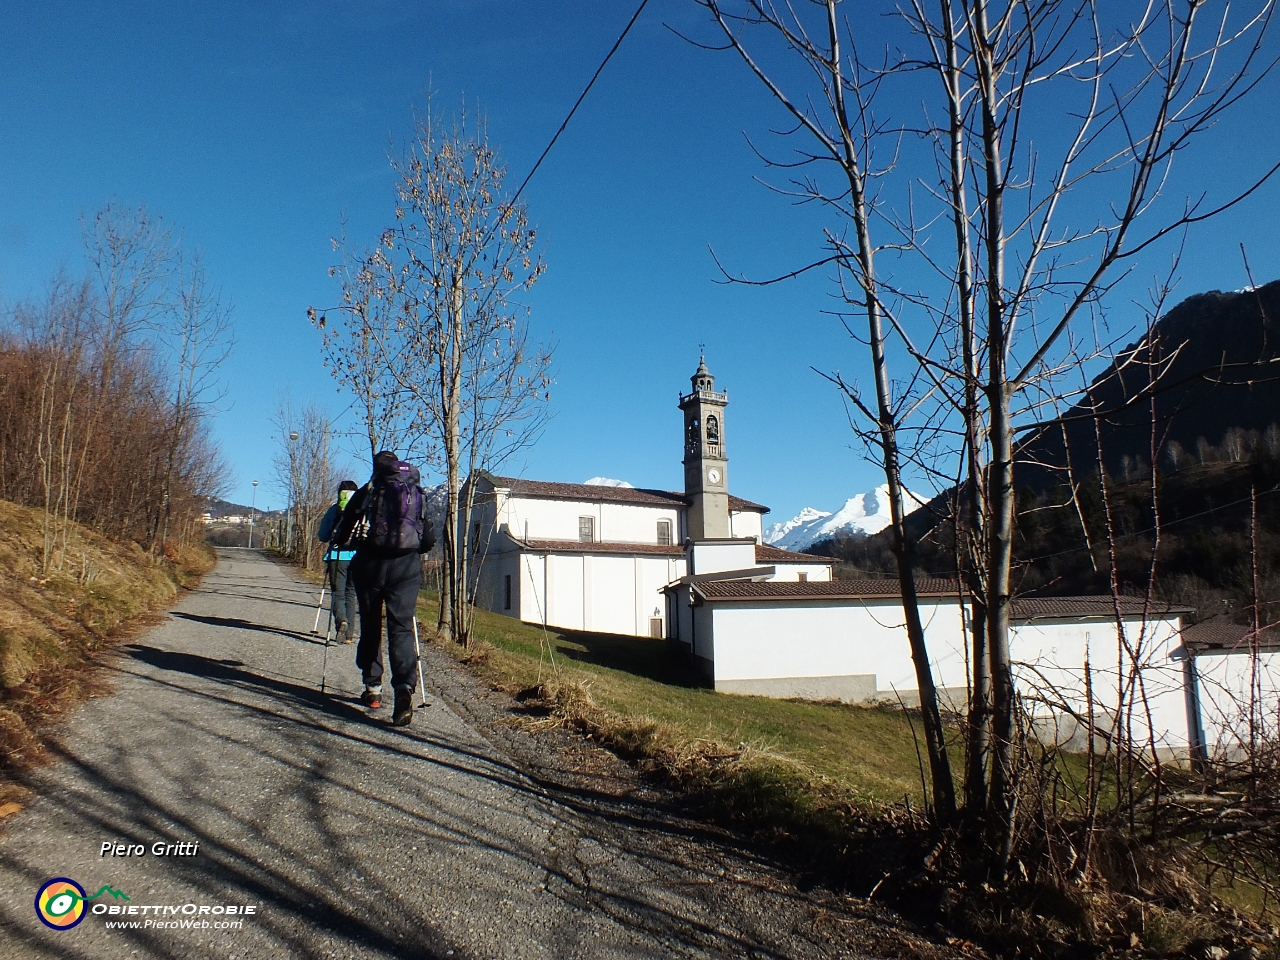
[335,620,347,642]
[343,620,356,644]
[361,686,382,709]
[392,693,413,727]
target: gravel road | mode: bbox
[0,549,955,959]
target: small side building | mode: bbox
[664,574,1199,757]
[1180,615,1280,760]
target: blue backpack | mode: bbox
[365,460,426,552]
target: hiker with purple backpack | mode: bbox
[332,450,436,726]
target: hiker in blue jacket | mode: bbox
[317,480,360,643]
[332,451,434,726]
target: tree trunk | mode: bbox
[971,0,1017,876]
[440,276,465,643]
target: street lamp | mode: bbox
[248,480,259,549]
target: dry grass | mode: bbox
[421,598,938,806]
[416,597,941,895]
[0,499,215,804]
[422,598,1280,954]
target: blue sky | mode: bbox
[3,1,1278,523]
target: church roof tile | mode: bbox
[692,578,959,601]
[754,544,834,565]
[689,582,1188,620]
[485,474,770,514]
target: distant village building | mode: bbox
[469,359,1278,759]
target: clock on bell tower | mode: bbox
[679,356,730,539]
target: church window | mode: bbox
[705,415,720,446]
[686,417,701,455]
[578,516,595,542]
[657,519,672,546]
[798,572,808,582]
[504,575,512,610]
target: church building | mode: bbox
[465,358,1275,761]
[468,359,832,638]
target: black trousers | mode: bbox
[350,550,421,696]
[326,559,358,626]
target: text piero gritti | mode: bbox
[100,840,200,857]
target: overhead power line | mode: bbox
[506,0,651,212]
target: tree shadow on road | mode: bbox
[170,612,325,646]
[123,644,369,723]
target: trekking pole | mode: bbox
[320,603,335,694]
[412,616,429,709]
[320,626,331,694]
[311,585,328,635]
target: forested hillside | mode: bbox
[822,283,1280,621]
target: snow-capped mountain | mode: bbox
[584,477,634,488]
[764,484,925,552]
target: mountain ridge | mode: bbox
[764,484,926,552]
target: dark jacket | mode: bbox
[332,479,435,558]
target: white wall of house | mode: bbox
[1191,648,1280,757]
[709,597,967,696]
[1004,617,1187,753]
[693,597,1195,751]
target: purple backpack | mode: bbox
[365,460,425,551]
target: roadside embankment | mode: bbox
[414,597,937,896]
[0,499,215,804]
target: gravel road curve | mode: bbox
[0,549,956,959]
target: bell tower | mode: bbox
[679,355,730,539]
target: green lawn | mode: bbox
[418,596,940,808]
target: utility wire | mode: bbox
[505,0,651,214]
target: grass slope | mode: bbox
[0,499,215,802]
[419,597,938,810]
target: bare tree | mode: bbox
[24,276,96,573]
[80,203,177,532]
[310,226,423,461]
[381,103,550,645]
[156,250,234,554]
[272,401,334,571]
[694,0,1279,876]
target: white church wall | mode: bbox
[1192,648,1280,758]
[638,556,684,636]
[482,549,686,638]
[689,540,758,575]
[518,553,544,623]
[730,510,764,542]
[587,556,635,635]
[549,554,585,631]
[497,495,680,545]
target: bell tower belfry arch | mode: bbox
[679,356,730,539]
